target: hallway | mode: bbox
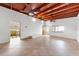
[0,35,79,56]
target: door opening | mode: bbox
[42,21,49,35]
[10,21,21,40]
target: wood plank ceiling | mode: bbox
[0,3,79,21]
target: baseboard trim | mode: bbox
[21,36,32,40]
[0,40,10,44]
[50,35,76,40]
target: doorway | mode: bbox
[42,26,48,35]
[9,21,21,40]
[42,21,49,35]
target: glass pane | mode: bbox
[58,26,64,31]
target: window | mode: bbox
[52,25,64,33]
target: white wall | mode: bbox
[21,18,42,39]
[48,17,77,39]
[0,6,42,39]
[0,7,10,43]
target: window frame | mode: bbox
[51,25,65,33]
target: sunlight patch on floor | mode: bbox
[9,37,21,48]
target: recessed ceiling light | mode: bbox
[33,12,38,14]
[32,18,36,22]
[29,12,34,16]
[41,20,44,24]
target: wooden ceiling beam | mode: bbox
[29,3,49,12]
[48,4,79,16]
[51,13,78,20]
[43,11,78,21]
[50,6,79,18]
[37,3,69,16]
[38,3,70,16]
[51,11,78,20]
[36,3,63,16]
[41,10,78,20]
[38,3,79,17]
[41,5,79,20]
